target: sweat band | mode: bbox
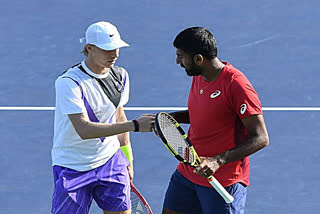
[132,120,139,132]
[120,144,133,162]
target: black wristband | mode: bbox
[132,120,139,132]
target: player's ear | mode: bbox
[86,44,94,54]
[193,54,204,65]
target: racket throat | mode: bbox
[184,147,190,162]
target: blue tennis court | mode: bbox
[1,0,320,213]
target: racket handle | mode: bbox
[207,176,234,204]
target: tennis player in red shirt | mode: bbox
[162,27,269,214]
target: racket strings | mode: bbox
[158,114,195,164]
[131,190,151,214]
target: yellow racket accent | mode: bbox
[164,144,179,156]
[189,146,201,166]
[155,112,234,204]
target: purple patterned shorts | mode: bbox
[51,149,130,214]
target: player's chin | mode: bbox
[185,71,193,76]
[185,70,199,76]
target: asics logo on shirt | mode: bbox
[210,90,221,99]
[240,104,247,115]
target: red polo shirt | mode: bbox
[177,62,263,187]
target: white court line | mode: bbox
[1,106,320,111]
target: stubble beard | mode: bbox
[185,63,202,76]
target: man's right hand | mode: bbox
[135,114,155,132]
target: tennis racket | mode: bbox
[155,112,234,204]
[89,181,153,214]
[130,181,153,214]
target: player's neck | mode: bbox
[201,58,225,82]
[84,58,110,75]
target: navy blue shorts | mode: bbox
[163,170,247,214]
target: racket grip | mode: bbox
[207,176,234,204]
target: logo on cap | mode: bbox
[84,21,129,51]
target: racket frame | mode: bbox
[155,112,201,167]
[130,181,153,214]
[155,112,234,204]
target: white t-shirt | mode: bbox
[52,61,130,171]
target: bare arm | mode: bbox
[116,107,134,180]
[220,114,269,161]
[116,107,131,146]
[196,114,269,177]
[169,110,190,124]
[68,111,155,140]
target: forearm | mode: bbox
[118,130,130,146]
[118,130,133,162]
[75,120,135,140]
[216,134,269,166]
[195,115,269,178]
[116,107,131,146]
[116,108,134,180]
[217,114,269,165]
[169,110,190,124]
[69,108,154,140]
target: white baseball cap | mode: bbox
[80,21,129,50]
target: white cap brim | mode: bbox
[95,39,129,51]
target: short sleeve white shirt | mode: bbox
[52,61,130,171]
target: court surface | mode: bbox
[1,0,320,213]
